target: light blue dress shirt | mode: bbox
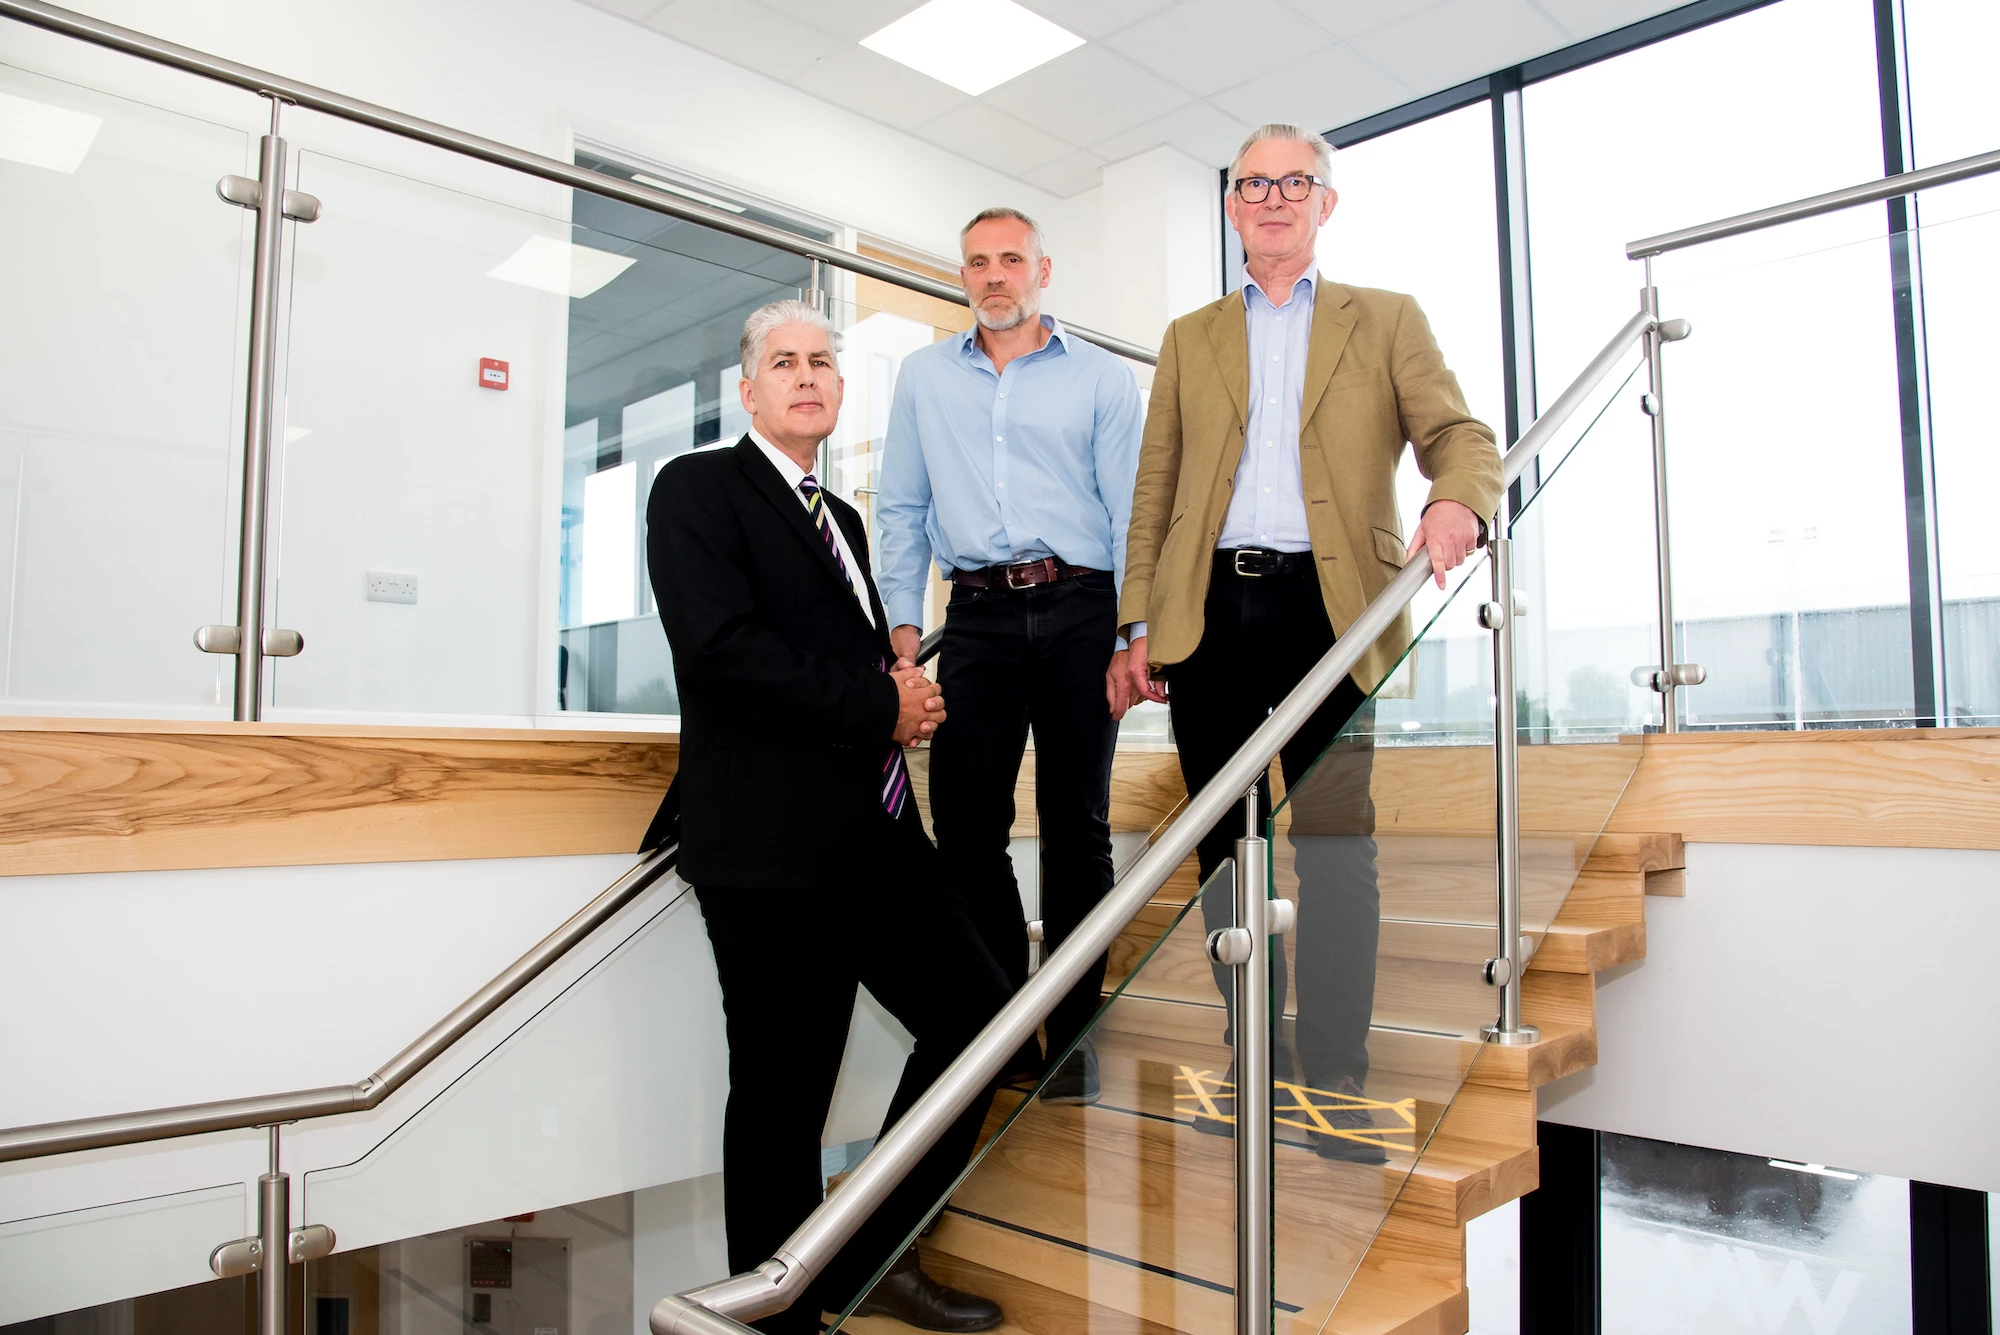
[877,316,1143,636]
[1218,271,1316,552]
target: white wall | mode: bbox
[1541,842,2000,1194]
[1096,145,1223,350]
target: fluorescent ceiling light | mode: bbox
[631,173,746,214]
[1767,1160,1860,1180]
[862,0,1084,97]
[487,236,635,299]
[0,91,104,174]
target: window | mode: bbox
[1524,0,1908,728]
[1903,0,2000,722]
[1602,1133,1912,1334]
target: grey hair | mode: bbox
[960,206,1045,260]
[1230,123,1335,187]
[739,298,841,380]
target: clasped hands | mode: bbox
[890,658,945,746]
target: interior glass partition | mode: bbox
[0,61,252,718]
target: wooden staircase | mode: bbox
[842,827,1683,1335]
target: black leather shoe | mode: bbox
[1037,1038,1100,1105]
[851,1249,1003,1332]
[1308,1074,1389,1164]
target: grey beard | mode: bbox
[974,296,1038,332]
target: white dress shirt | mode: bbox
[749,429,876,628]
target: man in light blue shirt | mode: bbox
[877,207,1142,1106]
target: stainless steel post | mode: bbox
[258,1125,288,1335]
[233,94,289,721]
[1642,266,1680,734]
[1481,537,1537,1045]
[1233,789,1272,1335]
[807,257,825,313]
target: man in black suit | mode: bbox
[647,299,1010,1335]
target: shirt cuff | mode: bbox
[885,592,926,635]
[1124,621,1148,644]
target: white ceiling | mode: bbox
[584,0,1685,197]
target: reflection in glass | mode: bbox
[1602,1133,1911,1334]
[557,154,819,717]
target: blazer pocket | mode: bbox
[1372,526,1408,568]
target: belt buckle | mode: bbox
[1003,559,1044,590]
[1233,549,1266,578]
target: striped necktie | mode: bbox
[799,475,910,819]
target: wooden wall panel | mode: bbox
[0,719,677,876]
[7,720,1995,877]
[1604,727,2000,850]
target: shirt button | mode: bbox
[1268,398,1277,405]
[1265,441,1273,448]
[995,435,1002,442]
[1270,355,1279,362]
[998,392,1006,398]
[1263,486,1271,494]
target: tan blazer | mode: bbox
[1120,278,1503,695]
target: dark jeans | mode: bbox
[1167,555,1380,1087]
[929,570,1119,1059]
[694,811,1010,1335]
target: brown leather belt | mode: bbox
[951,557,1097,590]
[1215,547,1315,578]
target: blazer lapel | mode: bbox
[1299,281,1358,429]
[1205,294,1250,428]
[733,439,863,608]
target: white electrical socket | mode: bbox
[365,571,419,604]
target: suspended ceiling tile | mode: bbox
[914,101,1076,178]
[1208,42,1410,132]
[643,0,847,80]
[1531,0,1680,39]
[1014,0,1179,40]
[1091,99,1253,168]
[1107,0,1334,98]
[1020,149,1108,197]
[1280,0,1446,41]
[578,0,670,21]
[1349,0,1569,90]
[981,44,1189,147]
[759,0,923,40]
[793,43,974,127]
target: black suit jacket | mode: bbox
[644,437,903,887]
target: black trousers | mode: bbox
[1166,554,1379,1088]
[928,570,1119,1059]
[693,811,1011,1335]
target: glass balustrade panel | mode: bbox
[833,865,1262,1335]
[0,61,254,718]
[1267,555,1496,1333]
[1649,218,1914,729]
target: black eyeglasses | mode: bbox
[1232,173,1323,203]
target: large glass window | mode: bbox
[1903,0,2000,723]
[1602,1133,1912,1334]
[1525,0,1909,728]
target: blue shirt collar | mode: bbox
[1243,270,1317,311]
[957,312,1069,360]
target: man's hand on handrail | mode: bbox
[1407,499,1484,590]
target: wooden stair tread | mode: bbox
[914,825,1676,1335]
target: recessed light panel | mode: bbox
[0,91,104,174]
[487,236,636,299]
[862,0,1084,97]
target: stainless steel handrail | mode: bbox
[1627,146,2000,258]
[0,843,680,1162]
[0,0,1158,367]
[649,305,1658,1335]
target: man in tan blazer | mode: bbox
[1120,123,1502,1161]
